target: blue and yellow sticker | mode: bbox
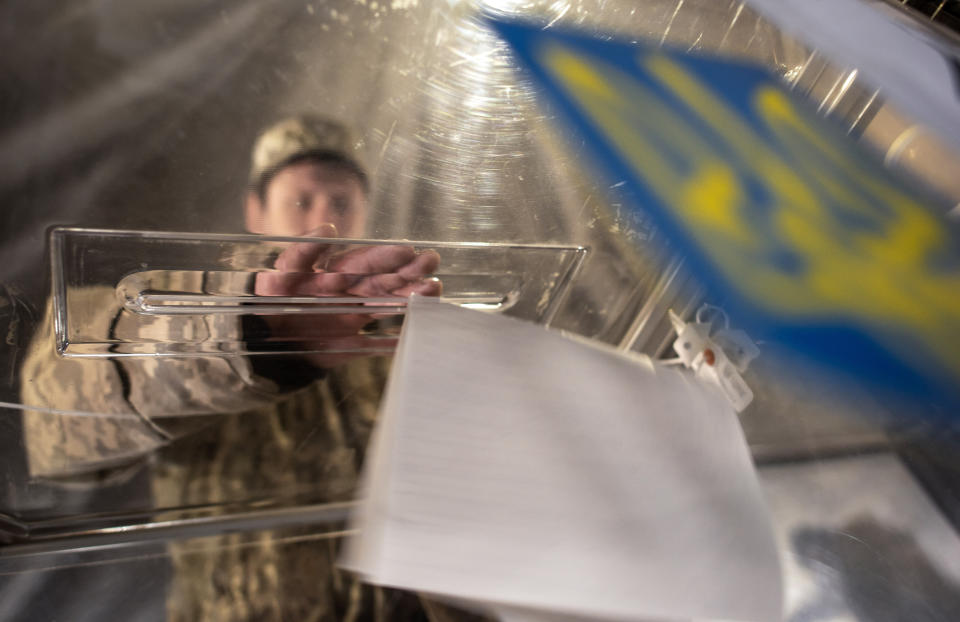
[489,18,960,409]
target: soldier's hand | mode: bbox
[253,225,441,367]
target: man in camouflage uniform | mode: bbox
[20,116,475,621]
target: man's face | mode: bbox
[246,160,368,238]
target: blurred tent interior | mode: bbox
[1,0,960,621]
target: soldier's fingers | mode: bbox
[274,242,330,273]
[396,250,440,280]
[255,271,353,296]
[273,224,339,272]
[328,245,417,276]
[254,271,300,296]
[346,273,409,297]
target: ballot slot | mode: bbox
[51,227,587,358]
[119,272,510,315]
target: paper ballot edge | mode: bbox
[339,297,425,576]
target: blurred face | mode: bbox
[246,160,368,238]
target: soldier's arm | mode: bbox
[18,285,311,478]
[19,287,170,478]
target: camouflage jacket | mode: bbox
[21,281,307,478]
[20,281,487,621]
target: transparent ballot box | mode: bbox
[2,1,960,621]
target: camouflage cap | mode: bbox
[249,115,367,187]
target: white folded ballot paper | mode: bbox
[343,297,782,622]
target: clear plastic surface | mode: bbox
[1,1,959,621]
